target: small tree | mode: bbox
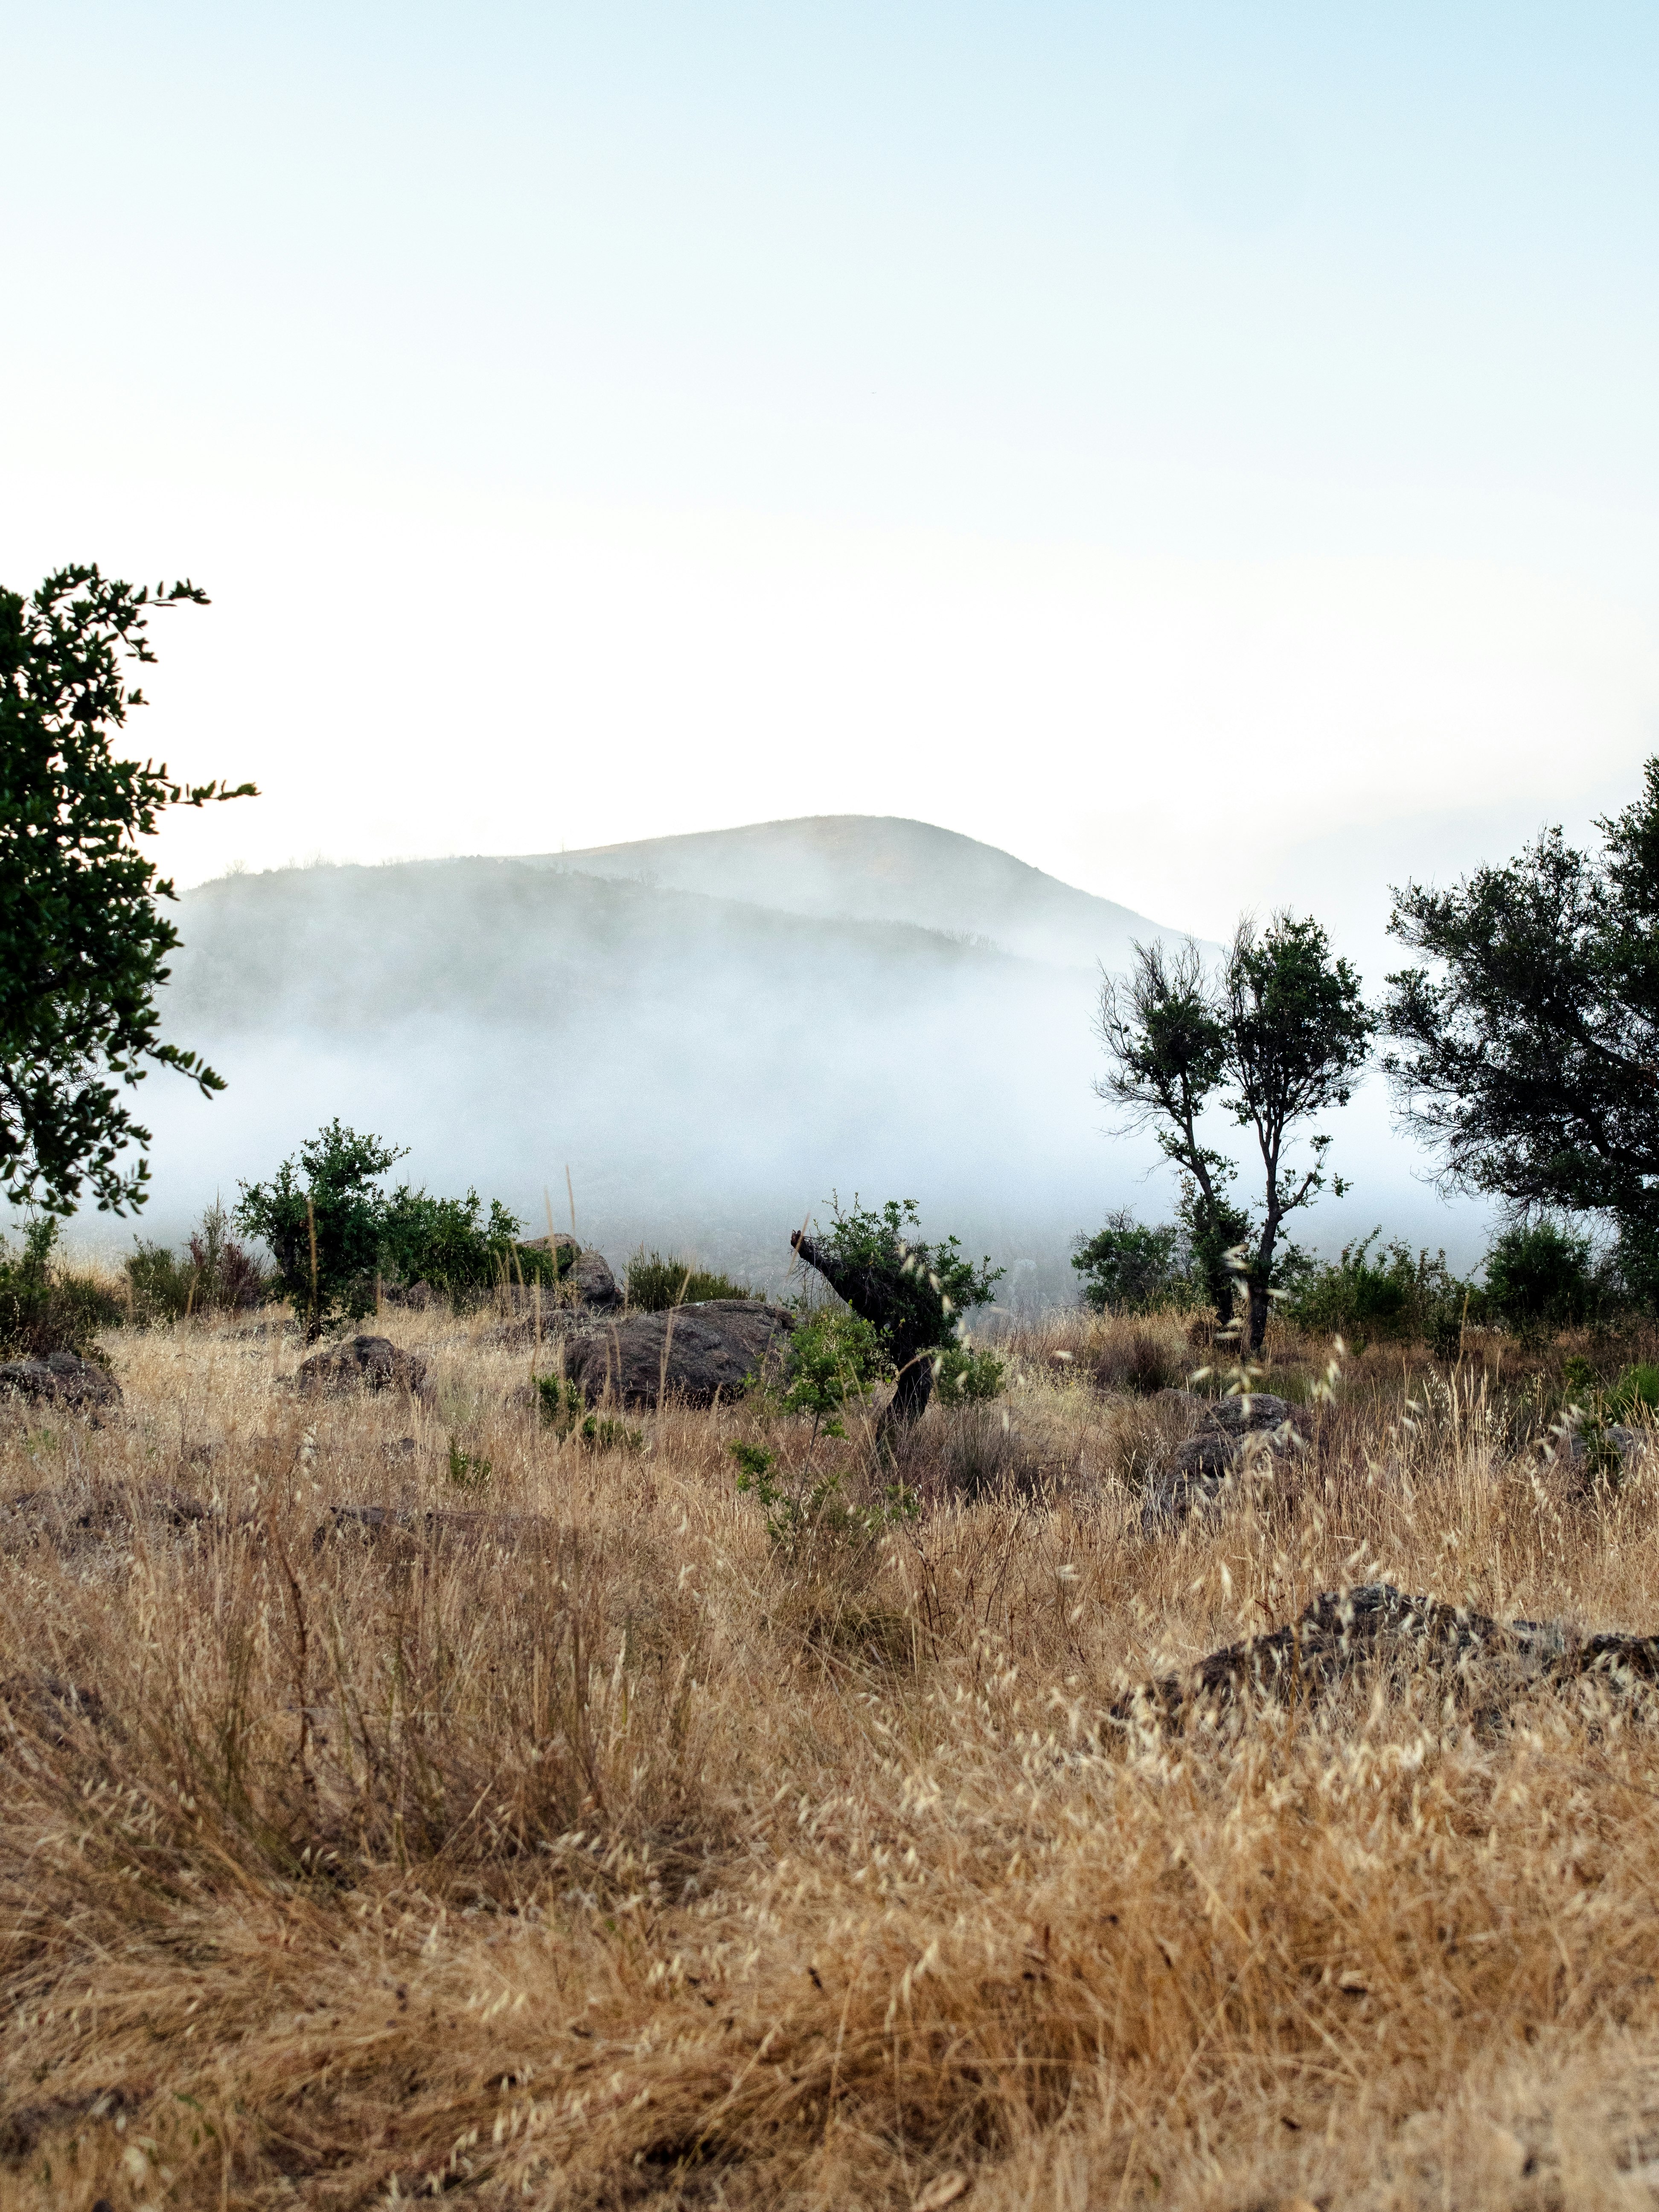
[235,1121,407,1339]
[0,567,255,1214]
[789,1197,1002,1431]
[1097,916,1374,1351]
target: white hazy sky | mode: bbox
[5,1,1659,956]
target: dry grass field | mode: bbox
[7,1299,1659,2210]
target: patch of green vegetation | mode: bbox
[1285,1230,1476,1356]
[624,1250,756,1310]
[932,1344,1006,1403]
[0,1218,122,1358]
[532,1374,642,1452]
[382,1187,566,1302]
[1071,1213,1199,1314]
[446,1440,493,1490]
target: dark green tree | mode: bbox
[789,1197,1002,1431]
[0,566,255,1213]
[1097,917,1374,1351]
[235,1121,407,1340]
[1383,761,1659,1299]
[1481,1218,1599,1334]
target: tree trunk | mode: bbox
[790,1228,936,1431]
[878,1354,935,1437]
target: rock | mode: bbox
[1141,1390,1310,1528]
[0,1482,210,1557]
[296,1334,433,1404]
[1113,1580,1659,1735]
[380,1280,439,1310]
[564,1300,793,1409]
[0,1352,121,1413]
[568,1251,621,1308]
[520,1232,580,1263]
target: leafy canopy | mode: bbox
[1384,760,1659,1293]
[1071,1210,1196,1315]
[0,566,254,1213]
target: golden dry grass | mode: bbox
[6,1303,1659,2209]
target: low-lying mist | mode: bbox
[78,828,1495,1301]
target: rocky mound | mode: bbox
[564,1300,793,1409]
[0,1353,122,1414]
[1141,1389,1312,1527]
[296,1335,434,1405]
[1113,1580,1659,1734]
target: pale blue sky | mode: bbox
[4,3,1657,946]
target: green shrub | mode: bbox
[1287,1230,1475,1352]
[237,1121,554,1334]
[1606,1364,1659,1422]
[531,1373,641,1452]
[1071,1212,1196,1313]
[534,1374,585,1429]
[0,1218,122,1358]
[446,1440,493,1490]
[236,1121,405,1339]
[933,1344,1006,1403]
[382,1187,566,1302]
[1483,1219,1599,1333]
[624,1249,756,1310]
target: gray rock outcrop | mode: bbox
[1142,1390,1312,1529]
[1113,1580,1659,1735]
[564,1299,792,1409]
[0,1352,122,1413]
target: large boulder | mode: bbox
[0,1352,121,1414]
[296,1334,433,1405]
[564,1300,792,1409]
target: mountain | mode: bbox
[541,815,1185,972]
[135,822,1200,1298]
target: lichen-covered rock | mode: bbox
[1141,1391,1310,1528]
[0,1352,121,1413]
[565,1299,792,1409]
[1113,1580,1659,1735]
[296,1334,433,1404]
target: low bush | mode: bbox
[932,1343,1006,1403]
[383,1186,566,1302]
[1483,1218,1601,1333]
[1286,1230,1475,1353]
[1071,1211,1198,1313]
[125,1200,270,1322]
[0,1217,122,1357]
[624,1249,757,1310]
